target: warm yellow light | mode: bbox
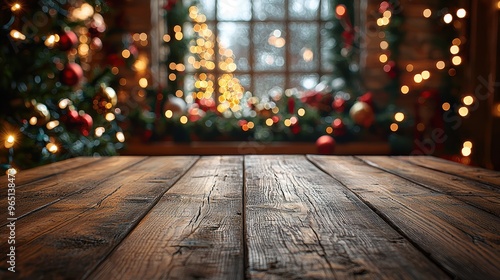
[456,9,467,18]
[11,3,21,12]
[379,54,388,63]
[45,35,57,48]
[7,168,17,176]
[463,141,473,148]
[165,110,173,118]
[401,85,409,94]
[497,1,500,9]
[10,30,26,40]
[122,49,131,58]
[169,73,176,81]
[326,127,333,134]
[406,64,414,72]
[380,41,389,50]
[450,45,459,54]
[180,116,188,124]
[383,11,392,19]
[421,70,430,80]
[175,32,183,40]
[5,135,15,148]
[414,74,423,83]
[452,56,462,65]
[139,32,148,41]
[95,127,105,137]
[442,102,451,111]
[423,9,432,18]
[461,147,472,157]
[463,95,474,106]
[390,123,399,132]
[394,112,405,122]
[105,113,115,121]
[116,132,125,142]
[119,78,127,86]
[111,67,119,75]
[443,13,453,24]
[163,34,171,42]
[335,5,346,17]
[436,61,446,70]
[284,119,291,127]
[139,78,148,88]
[458,106,469,117]
[46,120,60,130]
[46,143,58,154]
[29,117,38,126]
[265,118,273,126]
[298,108,305,116]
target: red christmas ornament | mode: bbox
[316,135,336,155]
[332,98,346,113]
[61,63,84,86]
[58,30,78,51]
[332,118,346,137]
[291,123,301,134]
[78,113,93,136]
[163,0,177,11]
[358,92,373,108]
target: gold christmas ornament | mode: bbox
[349,101,375,128]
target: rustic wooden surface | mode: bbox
[0,155,498,279]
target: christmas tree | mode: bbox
[0,0,125,172]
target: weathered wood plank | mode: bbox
[308,155,500,280]
[90,156,244,279]
[0,156,147,226]
[402,156,500,188]
[0,156,198,279]
[1,157,100,187]
[245,155,448,279]
[357,156,500,216]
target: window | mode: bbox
[182,0,334,103]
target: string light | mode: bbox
[436,61,445,70]
[461,146,471,157]
[11,3,21,12]
[46,143,58,154]
[139,78,148,88]
[46,120,60,130]
[456,9,467,18]
[414,74,423,83]
[401,85,409,94]
[180,116,188,124]
[423,9,432,18]
[7,168,17,176]
[116,132,125,142]
[452,56,462,65]
[165,110,173,118]
[458,106,469,117]
[442,102,451,111]
[421,70,430,80]
[5,135,15,149]
[450,45,459,54]
[394,112,405,122]
[443,13,453,24]
[463,95,474,106]
[297,108,305,116]
[406,64,414,72]
[95,127,105,137]
[390,123,399,132]
[326,127,333,134]
[10,30,26,40]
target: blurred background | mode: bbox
[1,0,499,171]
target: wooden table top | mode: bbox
[1,156,499,279]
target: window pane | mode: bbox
[289,22,318,71]
[321,23,334,72]
[321,0,333,20]
[253,74,284,98]
[217,0,251,21]
[254,23,286,71]
[198,0,216,20]
[218,23,251,71]
[289,0,320,20]
[253,0,285,20]
[290,74,319,91]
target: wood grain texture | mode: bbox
[90,156,244,280]
[0,156,197,279]
[357,156,500,216]
[2,157,100,187]
[0,156,146,226]
[308,155,500,280]
[245,155,447,279]
[403,156,500,188]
